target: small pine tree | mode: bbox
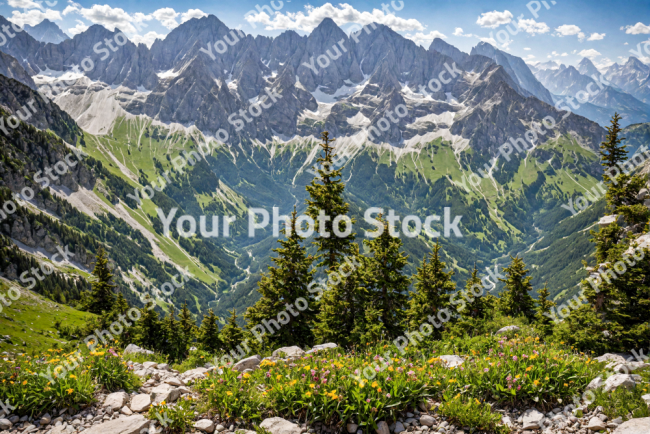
[84,247,116,315]
[306,131,355,270]
[163,306,186,362]
[535,283,556,336]
[197,308,221,354]
[220,309,244,353]
[354,303,386,346]
[600,113,627,174]
[135,306,162,353]
[405,243,455,341]
[245,210,315,348]
[178,302,197,343]
[458,265,491,320]
[113,292,129,315]
[498,256,536,320]
[365,215,410,339]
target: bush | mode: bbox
[438,394,509,434]
[147,395,197,433]
[88,348,141,392]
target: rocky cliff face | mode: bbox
[0,51,36,89]
[471,42,554,105]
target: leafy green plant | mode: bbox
[88,348,141,391]
[147,395,196,433]
[587,369,650,420]
[439,394,509,434]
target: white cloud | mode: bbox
[517,18,550,34]
[453,27,473,37]
[79,5,146,33]
[624,42,629,45]
[578,48,601,59]
[181,9,207,23]
[63,1,81,16]
[623,22,650,34]
[561,52,568,57]
[555,24,581,36]
[68,19,88,35]
[524,47,531,50]
[9,9,62,27]
[587,32,605,41]
[153,8,179,30]
[476,10,513,28]
[129,31,166,47]
[7,0,41,9]
[406,30,447,46]
[524,54,535,60]
[244,2,425,32]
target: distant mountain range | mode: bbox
[0,13,648,318]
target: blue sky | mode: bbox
[1,0,649,69]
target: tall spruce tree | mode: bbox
[113,292,129,315]
[498,256,536,320]
[220,309,244,353]
[535,283,556,336]
[197,308,221,354]
[84,247,116,315]
[305,131,355,270]
[313,245,372,347]
[365,215,409,338]
[405,243,455,341]
[245,210,315,348]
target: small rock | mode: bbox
[120,407,132,416]
[216,425,226,432]
[194,420,216,433]
[142,362,158,370]
[522,409,545,430]
[157,364,170,371]
[394,422,406,433]
[586,377,604,391]
[0,419,12,430]
[347,424,358,433]
[259,418,302,434]
[40,414,52,425]
[376,422,389,434]
[129,394,151,413]
[438,355,464,368]
[123,344,154,355]
[419,416,435,427]
[164,378,183,386]
[587,417,607,431]
[103,392,129,411]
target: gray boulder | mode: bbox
[307,343,338,353]
[129,394,152,413]
[439,355,464,368]
[272,346,305,358]
[586,376,604,391]
[151,383,181,404]
[612,418,650,434]
[495,326,520,335]
[194,419,216,433]
[233,355,262,372]
[604,374,637,393]
[376,421,389,434]
[0,418,12,430]
[124,344,154,355]
[259,417,302,434]
[587,417,607,431]
[103,392,129,410]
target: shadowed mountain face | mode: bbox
[23,19,70,45]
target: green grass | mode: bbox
[0,279,96,355]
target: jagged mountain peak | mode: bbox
[23,19,69,45]
[578,57,599,77]
[429,38,469,65]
